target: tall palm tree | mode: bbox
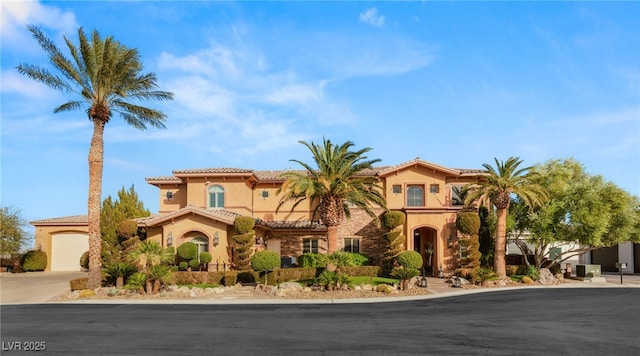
[17,26,173,288]
[464,157,548,279]
[277,139,387,253]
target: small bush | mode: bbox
[199,252,212,264]
[21,250,47,271]
[527,265,540,281]
[506,265,519,276]
[396,251,423,270]
[69,277,88,291]
[473,267,497,285]
[521,276,535,285]
[298,253,329,268]
[337,266,381,277]
[222,272,238,286]
[234,216,255,234]
[391,267,420,281]
[251,250,280,272]
[105,262,136,284]
[179,261,189,271]
[189,259,201,270]
[455,268,475,280]
[456,211,481,235]
[317,270,350,290]
[125,272,147,293]
[177,242,198,261]
[383,211,405,229]
[79,251,89,269]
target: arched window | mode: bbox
[407,185,425,207]
[192,236,209,259]
[208,185,224,209]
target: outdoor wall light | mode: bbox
[167,232,173,247]
[166,191,173,199]
[261,190,269,199]
[213,231,220,245]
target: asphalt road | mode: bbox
[1,288,638,355]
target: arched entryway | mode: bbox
[413,227,438,276]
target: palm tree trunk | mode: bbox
[87,120,105,289]
[327,226,338,254]
[494,207,508,279]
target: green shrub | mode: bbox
[391,267,420,281]
[473,267,497,285]
[456,211,481,235]
[521,276,535,285]
[189,259,201,270]
[222,272,238,286]
[179,261,189,271]
[337,266,381,277]
[170,266,179,272]
[105,262,136,283]
[162,246,175,262]
[328,251,354,267]
[299,253,329,268]
[79,251,89,269]
[199,252,212,264]
[125,272,147,293]
[251,250,280,272]
[455,268,475,280]
[69,277,88,291]
[21,250,47,271]
[177,242,198,260]
[383,211,405,229]
[506,265,519,276]
[234,216,255,234]
[317,270,350,290]
[349,253,370,266]
[396,251,423,270]
[527,265,540,281]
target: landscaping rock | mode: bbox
[521,276,535,285]
[213,287,225,294]
[279,282,303,292]
[539,268,556,285]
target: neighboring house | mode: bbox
[506,231,639,274]
[30,215,89,272]
[32,158,484,274]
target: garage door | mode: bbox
[51,233,89,271]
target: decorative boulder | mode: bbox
[539,268,556,285]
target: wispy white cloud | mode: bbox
[1,0,77,46]
[1,70,60,99]
[359,8,385,28]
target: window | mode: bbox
[451,185,465,206]
[303,238,319,254]
[208,185,224,209]
[392,185,402,194]
[343,238,360,253]
[430,184,440,194]
[407,185,425,207]
[191,236,209,261]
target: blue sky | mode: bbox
[1,1,639,223]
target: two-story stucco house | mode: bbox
[32,158,486,274]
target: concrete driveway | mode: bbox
[0,271,87,304]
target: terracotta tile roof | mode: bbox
[257,220,327,230]
[173,168,254,175]
[377,158,485,177]
[145,176,182,184]
[135,206,243,226]
[30,215,88,225]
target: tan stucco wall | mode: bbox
[33,225,89,272]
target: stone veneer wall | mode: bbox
[337,208,387,266]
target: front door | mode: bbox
[414,227,437,276]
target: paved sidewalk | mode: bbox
[2,271,639,305]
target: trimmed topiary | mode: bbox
[79,250,89,269]
[177,242,198,260]
[189,259,201,270]
[456,211,481,235]
[234,216,255,234]
[179,261,189,271]
[396,250,423,270]
[199,252,212,264]
[21,250,47,271]
[383,211,406,229]
[251,250,280,272]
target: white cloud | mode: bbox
[1,0,77,45]
[0,70,60,98]
[359,8,385,28]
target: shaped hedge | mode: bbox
[22,250,47,271]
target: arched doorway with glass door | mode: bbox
[413,226,438,276]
